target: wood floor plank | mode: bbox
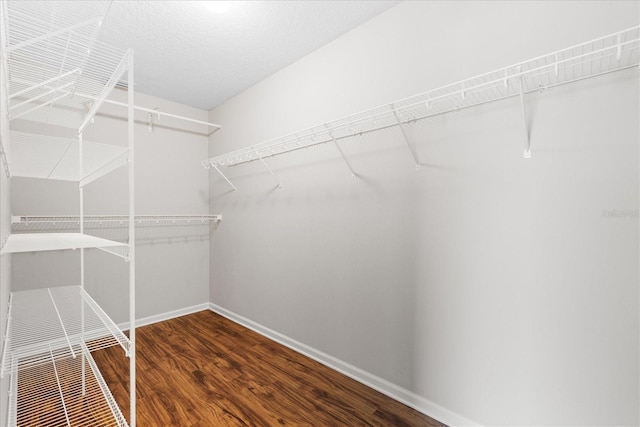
[92,310,445,426]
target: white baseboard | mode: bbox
[208,303,480,427]
[118,302,209,330]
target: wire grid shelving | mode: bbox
[1,0,136,425]
[8,345,127,427]
[2,1,127,123]
[1,0,222,133]
[1,286,130,377]
[8,131,130,184]
[204,26,640,186]
[11,214,222,232]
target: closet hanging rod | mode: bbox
[6,85,221,131]
[12,214,221,226]
[46,89,222,131]
[204,26,639,175]
[85,95,222,131]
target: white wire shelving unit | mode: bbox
[11,214,222,232]
[204,26,640,190]
[8,131,130,185]
[7,344,127,427]
[0,1,136,426]
[0,0,221,135]
[1,287,130,376]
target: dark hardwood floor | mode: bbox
[94,310,445,426]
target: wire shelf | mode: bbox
[1,286,130,378]
[9,131,129,182]
[0,233,127,256]
[8,346,128,427]
[3,1,129,124]
[11,214,222,232]
[204,26,640,170]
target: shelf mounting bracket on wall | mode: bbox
[205,26,640,188]
[391,105,421,170]
[326,124,357,179]
[518,73,532,159]
[208,161,237,191]
[258,155,282,189]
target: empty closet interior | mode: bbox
[1,1,639,426]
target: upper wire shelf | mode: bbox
[2,1,128,127]
[1,286,130,378]
[204,26,640,170]
[8,131,129,184]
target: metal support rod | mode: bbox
[9,81,75,112]
[616,34,622,61]
[8,354,17,426]
[258,156,282,189]
[49,347,72,427]
[391,107,421,170]
[6,81,222,129]
[128,50,137,427]
[79,131,86,396]
[0,136,10,178]
[9,68,80,100]
[47,289,75,359]
[210,163,237,191]
[9,93,69,121]
[518,76,532,159]
[326,125,357,178]
[79,54,128,133]
[0,294,13,378]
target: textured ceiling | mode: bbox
[93,1,399,111]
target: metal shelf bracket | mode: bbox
[208,161,237,191]
[391,105,421,170]
[518,74,532,159]
[258,155,282,189]
[327,125,357,179]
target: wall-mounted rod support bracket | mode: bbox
[518,76,532,159]
[210,163,237,191]
[326,125,357,179]
[258,156,282,189]
[391,107,421,170]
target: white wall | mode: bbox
[208,1,639,425]
[10,89,211,324]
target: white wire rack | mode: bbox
[2,0,221,133]
[1,1,137,425]
[1,286,130,378]
[11,214,222,232]
[8,345,128,427]
[204,26,640,188]
[8,131,130,185]
[0,233,126,256]
[3,1,127,124]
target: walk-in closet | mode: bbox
[1,1,638,426]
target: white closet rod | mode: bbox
[87,94,221,130]
[204,26,640,189]
[12,214,221,226]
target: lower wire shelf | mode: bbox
[8,345,128,427]
[1,286,130,377]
